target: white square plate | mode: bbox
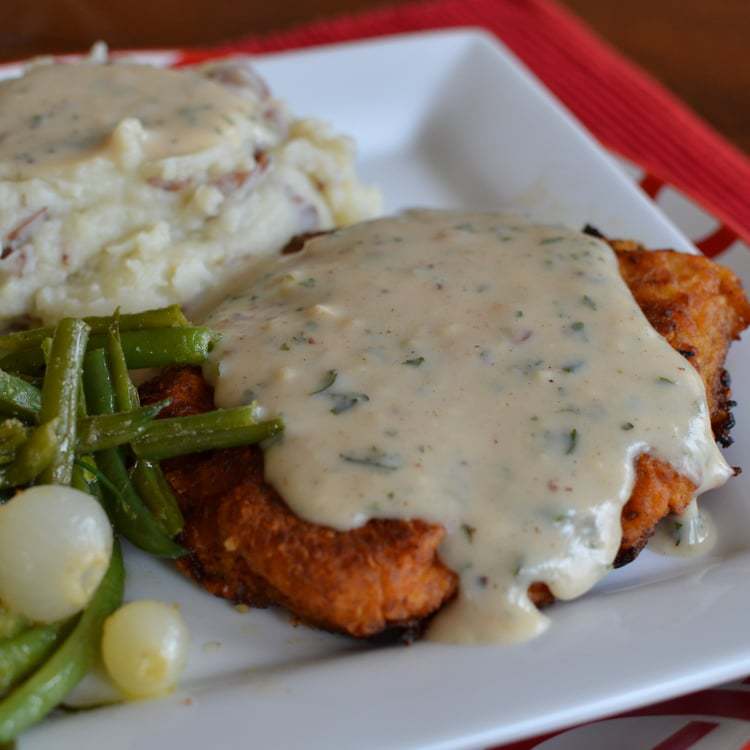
[14,29,750,750]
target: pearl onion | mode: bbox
[0,485,112,623]
[102,600,189,698]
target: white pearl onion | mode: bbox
[0,485,113,623]
[102,600,189,698]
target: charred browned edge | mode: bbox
[613,545,641,568]
[715,368,736,447]
[280,231,327,255]
[582,224,605,239]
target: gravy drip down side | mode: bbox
[204,211,732,643]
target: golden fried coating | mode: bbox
[611,242,750,563]
[614,241,750,446]
[145,372,458,637]
[140,245,749,638]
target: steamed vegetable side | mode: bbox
[0,486,113,622]
[101,600,189,699]
[0,307,284,743]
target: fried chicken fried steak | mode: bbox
[140,238,750,639]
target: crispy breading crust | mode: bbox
[611,242,750,563]
[140,244,750,638]
[142,368,458,638]
[613,241,750,446]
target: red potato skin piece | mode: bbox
[139,242,750,638]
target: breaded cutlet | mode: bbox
[140,241,750,637]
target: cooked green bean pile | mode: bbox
[0,307,283,743]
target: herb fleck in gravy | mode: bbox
[650,499,717,557]
[205,211,732,643]
[0,63,258,173]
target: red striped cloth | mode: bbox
[499,685,750,749]
[177,0,750,250]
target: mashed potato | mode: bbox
[0,53,380,325]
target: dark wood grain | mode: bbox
[560,0,750,154]
[0,0,747,153]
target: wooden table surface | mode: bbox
[0,0,747,154]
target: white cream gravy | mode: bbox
[650,500,717,558]
[0,62,258,174]
[205,211,732,643]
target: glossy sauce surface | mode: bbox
[205,211,731,642]
[0,62,257,173]
[650,500,717,558]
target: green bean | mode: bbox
[71,457,106,509]
[0,611,27,642]
[1,327,216,374]
[0,386,167,456]
[131,460,184,537]
[0,450,19,468]
[0,348,43,376]
[107,320,139,411]
[71,458,93,495]
[40,338,52,366]
[108,324,185,537]
[71,369,96,495]
[73,342,99,526]
[0,422,28,465]
[133,407,282,461]
[38,319,89,485]
[97,304,190,331]
[90,438,185,557]
[0,305,189,356]
[91,327,216,369]
[75,402,168,454]
[0,621,68,695]
[0,372,40,423]
[83,350,117,420]
[0,421,58,488]
[0,542,124,743]
[12,375,42,392]
[83,350,185,558]
[0,421,26,444]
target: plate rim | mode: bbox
[12,28,749,750]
